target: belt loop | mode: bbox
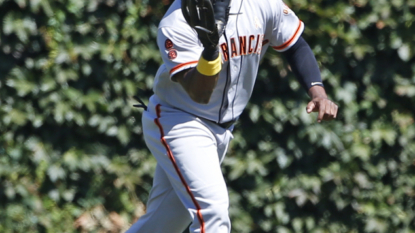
[133,95,148,111]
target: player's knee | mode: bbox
[204,200,230,223]
[190,201,230,233]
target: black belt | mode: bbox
[201,117,237,129]
[216,119,236,129]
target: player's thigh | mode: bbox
[164,132,226,194]
[143,104,229,205]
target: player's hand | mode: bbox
[211,0,231,39]
[306,97,338,122]
[181,0,231,49]
[306,86,338,122]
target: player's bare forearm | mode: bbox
[173,68,219,104]
[306,85,338,122]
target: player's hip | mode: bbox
[142,94,233,144]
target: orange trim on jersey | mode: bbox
[272,20,303,51]
[169,61,199,74]
[153,104,206,233]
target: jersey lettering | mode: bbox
[248,35,255,54]
[220,34,265,61]
[220,43,229,61]
[239,36,246,56]
[255,35,265,54]
[230,38,238,58]
[253,34,261,54]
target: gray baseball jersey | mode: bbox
[153,0,304,124]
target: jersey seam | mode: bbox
[231,0,245,120]
[218,33,231,124]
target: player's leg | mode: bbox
[126,164,191,233]
[138,100,232,233]
[160,128,231,233]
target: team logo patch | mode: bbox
[165,39,174,49]
[168,49,177,60]
[254,17,262,30]
[283,5,291,15]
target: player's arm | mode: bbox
[173,71,217,104]
[282,36,338,122]
[172,50,220,104]
[174,0,230,104]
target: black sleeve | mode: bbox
[282,36,323,91]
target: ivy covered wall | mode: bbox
[1,0,414,232]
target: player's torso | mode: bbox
[215,0,275,122]
[153,0,276,123]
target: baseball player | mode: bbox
[127,0,338,232]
